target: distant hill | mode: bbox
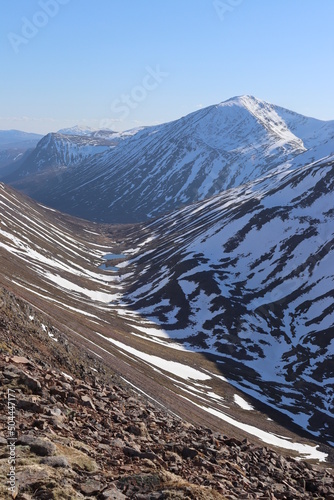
[0,129,43,176]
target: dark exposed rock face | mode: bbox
[0,289,333,499]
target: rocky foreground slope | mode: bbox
[1,288,334,499]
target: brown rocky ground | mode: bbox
[0,288,334,499]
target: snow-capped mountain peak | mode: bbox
[216,95,305,147]
[3,96,334,223]
[57,125,98,136]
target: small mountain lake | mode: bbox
[102,253,126,260]
[99,253,126,271]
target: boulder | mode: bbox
[40,456,69,468]
[18,435,56,456]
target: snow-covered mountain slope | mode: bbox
[272,105,334,149]
[0,182,331,461]
[119,154,334,446]
[5,96,334,223]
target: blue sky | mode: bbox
[1,0,334,134]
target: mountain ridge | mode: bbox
[4,95,334,223]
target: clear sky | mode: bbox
[1,0,334,134]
